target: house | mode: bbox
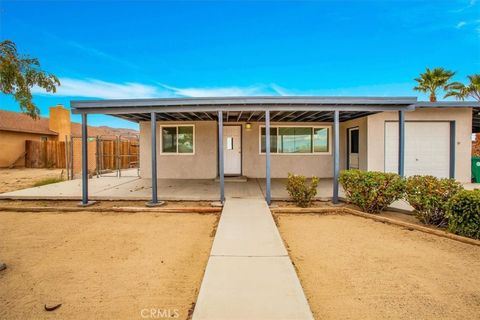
[0,106,138,168]
[71,96,480,205]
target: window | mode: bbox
[260,126,331,154]
[161,125,194,154]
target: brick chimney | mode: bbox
[49,105,71,141]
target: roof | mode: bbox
[69,96,480,131]
[72,96,418,109]
[0,109,58,135]
[70,96,419,123]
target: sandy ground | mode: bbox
[0,211,218,320]
[276,213,480,320]
[0,168,64,193]
[0,199,213,208]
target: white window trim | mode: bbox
[160,124,195,155]
[258,125,332,155]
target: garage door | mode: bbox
[385,122,451,178]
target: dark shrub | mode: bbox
[339,170,405,213]
[447,189,480,239]
[286,173,319,207]
[405,175,463,226]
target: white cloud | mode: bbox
[32,78,421,101]
[32,78,287,99]
[159,83,282,97]
[66,41,140,70]
[456,21,467,28]
[33,78,168,99]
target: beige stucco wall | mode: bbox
[139,121,335,179]
[242,122,333,178]
[366,108,472,182]
[139,108,472,182]
[139,121,218,179]
[0,130,55,167]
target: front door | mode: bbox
[348,128,359,169]
[223,125,242,175]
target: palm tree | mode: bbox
[445,74,480,101]
[414,67,455,102]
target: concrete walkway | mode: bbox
[192,198,313,320]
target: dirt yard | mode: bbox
[276,213,480,320]
[0,211,218,320]
[0,168,64,193]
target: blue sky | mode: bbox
[1,0,479,130]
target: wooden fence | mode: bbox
[25,137,139,172]
[25,140,66,168]
[97,139,139,170]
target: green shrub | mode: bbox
[339,170,405,213]
[286,173,319,207]
[405,175,463,227]
[447,189,480,239]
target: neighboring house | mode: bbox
[0,106,138,168]
[71,96,479,204]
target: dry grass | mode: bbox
[0,210,217,320]
[277,213,480,320]
[0,168,64,193]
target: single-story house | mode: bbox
[71,96,480,205]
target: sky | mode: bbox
[0,0,479,130]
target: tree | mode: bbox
[444,74,480,101]
[0,40,60,119]
[413,67,455,102]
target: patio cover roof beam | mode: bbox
[311,113,334,122]
[289,111,311,122]
[204,112,213,120]
[293,111,324,122]
[72,104,416,115]
[236,111,243,122]
[275,111,297,122]
[72,96,417,108]
[247,111,257,122]
[190,112,203,120]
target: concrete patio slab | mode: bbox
[0,176,140,200]
[192,198,313,320]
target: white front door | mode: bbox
[385,122,450,178]
[348,128,359,169]
[223,126,242,175]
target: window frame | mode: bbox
[258,124,332,155]
[159,124,195,155]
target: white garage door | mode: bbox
[385,122,451,178]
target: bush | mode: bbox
[339,170,405,213]
[405,176,463,227]
[286,173,319,207]
[447,189,480,239]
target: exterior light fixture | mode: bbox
[245,123,252,129]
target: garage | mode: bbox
[385,121,452,178]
